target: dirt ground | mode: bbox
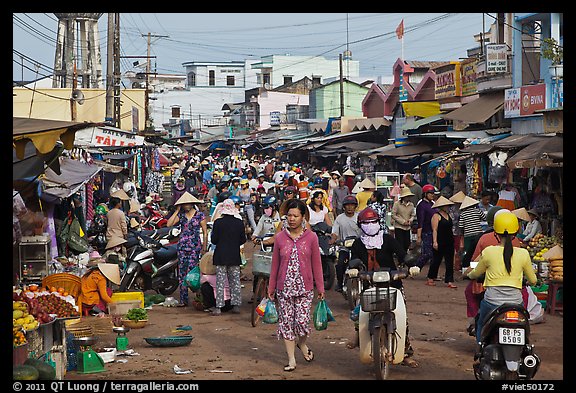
[64,241,564,382]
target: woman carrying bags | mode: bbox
[166,191,208,307]
[268,198,325,372]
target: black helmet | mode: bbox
[342,195,358,206]
[355,174,364,183]
[217,191,232,203]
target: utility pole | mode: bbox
[113,13,121,128]
[339,53,344,117]
[71,61,78,121]
[142,33,169,131]
[105,12,114,123]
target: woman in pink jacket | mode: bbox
[268,198,325,372]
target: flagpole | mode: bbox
[401,36,404,61]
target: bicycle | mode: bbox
[250,235,274,327]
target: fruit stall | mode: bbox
[13,279,81,380]
[525,234,563,315]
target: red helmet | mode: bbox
[358,207,379,224]
[422,184,436,194]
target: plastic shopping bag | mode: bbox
[326,302,336,322]
[185,265,201,291]
[313,299,328,331]
[256,298,268,317]
[263,300,278,324]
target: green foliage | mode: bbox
[125,308,148,321]
[541,38,563,64]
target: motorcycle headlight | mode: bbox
[372,271,390,283]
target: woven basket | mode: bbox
[66,326,94,338]
[42,273,82,300]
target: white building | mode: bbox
[149,55,360,132]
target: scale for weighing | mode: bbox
[72,336,105,374]
[113,326,130,351]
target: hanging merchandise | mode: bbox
[86,178,94,223]
[487,151,508,184]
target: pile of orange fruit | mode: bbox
[13,327,27,347]
[49,286,69,297]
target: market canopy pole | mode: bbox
[396,19,405,60]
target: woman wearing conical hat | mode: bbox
[427,196,457,288]
[391,186,416,253]
[77,252,121,316]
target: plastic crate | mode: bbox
[360,287,397,313]
[252,252,272,276]
[111,291,145,308]
[107,300,141,317]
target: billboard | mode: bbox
[435,63,461,99]
[504,88,521,118]
[486,44,508,73]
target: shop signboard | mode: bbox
[435,63,461,99]
[270,111,281,126]
[486,44,508,73]
[90,127,145,147]
[504,88,521,118]
[399,70,409,102]
[461,58,478,96]
[520,84,546,116]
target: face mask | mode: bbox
[264,207,273,217]
[361,222,381,236]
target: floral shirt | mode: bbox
[282,237,307,297]
[368,201,388,234]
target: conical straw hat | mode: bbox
[110,189,130,201]
[359,178,376,190]
[199,251,216,275]
[129,200,140,213]
[330,170,341,177]
[97,263,121,285]
[130,217,140,228]
[321,172,331,178]
[432,196,454,209]
[512,207,531,222]
[174,191,203,205]
[449,191,466,203]
[399,186,415,198]
[343,169,355,176]
[460,195,479,210]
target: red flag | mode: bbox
[396,19,404,40]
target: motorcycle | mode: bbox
[87,213,107,254]
[336,236,359,309]
[353,259,409,380]
[118,230,180,296]
[140,203,168,230]
[473,302,540,379]
[311,222,337,291]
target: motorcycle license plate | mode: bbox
[498,328,525,345]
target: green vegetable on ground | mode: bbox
[13,365,40,380]
[125,308,148,321]
[24,358,56,380]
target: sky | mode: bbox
[13,13,495,83]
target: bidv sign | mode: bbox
[505,84,545,117]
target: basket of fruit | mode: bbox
[41,273,82,300]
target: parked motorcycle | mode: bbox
[119,230,180,296]
[87,213,107,254]
[311,222,336,291]
[473,303,540,380]
[140,202,168,230]
[354,260,410,380]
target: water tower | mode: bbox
[53,13,104,88]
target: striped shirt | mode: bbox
[458,206,486,238]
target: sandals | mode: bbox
[296,344,314,362]
[425,280,436,286]
[283,364,296,372]
[447,283,458,289]
[402,357,419,368]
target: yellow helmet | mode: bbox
[493,211,519,235]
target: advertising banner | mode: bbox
[486,44,508,73]
[520,84,546,116]
[504,88,521,118]
[461,59,478,96]
[435,63,461,99]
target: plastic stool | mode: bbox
[546,282,563,314]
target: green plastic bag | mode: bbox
[313,299,328,331]
[326,303,336,322]
[185,265,201,291]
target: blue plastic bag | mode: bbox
[185,265,201,291]
[263,300,278,324]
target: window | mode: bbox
[283,76,293,85]
[312,76,321,85]
[227,75,235,86]
[263,73,271,86]
[188,72,196,87]
[209,70,215,86]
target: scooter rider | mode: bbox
[329,195,361,292]
[348,207,420,368]
[464,211,538,344]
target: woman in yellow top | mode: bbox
[355,178,376,211]
[464,211,537,343]
[78,256,121,316]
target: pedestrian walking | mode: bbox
[367,190,388,234]
[355,178,376,211]
[427,196,457,288]
[210,198,247,316]
[449,190,466,270]
[415,184,439,270]
[391,186,416,253]
[105,194,129,242]
[267,198,325,372]
[166,192,208,307]
[458,195,486,269]
[331,176,351,216]
[402,173,423,206]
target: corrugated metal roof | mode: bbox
[406,60,451,69]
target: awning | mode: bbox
[91,159,125,173]
[13,117,100,159]
[370,144,432,158]
[442,93,504,124]
[492,134,541,149]
[13,140,64,180]
[41,157,103,200]
[400,114,445,132]
[506,135,563,169]
[347,117,391,131]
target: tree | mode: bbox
[541,38,563,65]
